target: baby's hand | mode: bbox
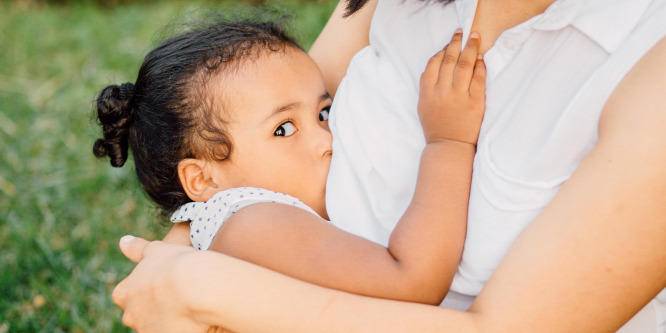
[418,30,486,146]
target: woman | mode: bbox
[113,0,666,331]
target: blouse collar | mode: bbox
[455,0,653,53]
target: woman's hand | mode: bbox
[418,29,486,146]
[112,236,211,333]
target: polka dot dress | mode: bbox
[170,187,317,251]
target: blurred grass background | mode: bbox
[0,0,336,331]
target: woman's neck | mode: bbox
[472,0,558,53]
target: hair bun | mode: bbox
[92,83,136,167]
[119,82,135,101]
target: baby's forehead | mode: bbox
[206,46,321,112]
[207,45,306,87]
[219,44,305,72]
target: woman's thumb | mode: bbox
[119,235,149,263]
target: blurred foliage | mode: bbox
[0,0,336,331]
[1,0,276,6]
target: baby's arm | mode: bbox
[209,31,485,305]
[162,222,192,246]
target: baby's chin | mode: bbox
[314,189,329,221]
[317,205,329,221]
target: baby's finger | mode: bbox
[420,47,447,86]
[438,28,464,85]
[453,32,481,91]
[470,55,487,100]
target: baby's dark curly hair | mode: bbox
[93,16,301,215]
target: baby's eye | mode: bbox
[319,107,330,122]
[274,121,296,137]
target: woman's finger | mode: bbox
[438,28,464,85]
[112,280,129,309]
[453,32,481,91]
[119,235,150,263]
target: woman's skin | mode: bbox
[114,0,666,331]
[309,0,555,96]
[470,0,555,53]
[308,0,377,97]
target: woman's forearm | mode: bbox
[188,251,479,333]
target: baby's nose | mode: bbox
[314,124,333,158]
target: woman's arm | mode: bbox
[308,0,377,97]
[465,35,666,332]
[208,32,485,305]
[115,37,666,333]
[114,238,480,333]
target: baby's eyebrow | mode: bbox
[263,92,332,123]
[265,102,300,122]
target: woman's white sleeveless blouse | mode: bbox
[326,0,666,330]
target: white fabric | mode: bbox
[171,187,317,250]
[325,0,666,330]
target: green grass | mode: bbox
[0,1,336,331]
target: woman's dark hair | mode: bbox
[93,16,301,215]
[344,0,454,17]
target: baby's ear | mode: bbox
[177,159,220,202]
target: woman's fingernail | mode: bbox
[455,28,463,34]
[120,235,136,244]
[478,54,484,60]
[470,32,480,39]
